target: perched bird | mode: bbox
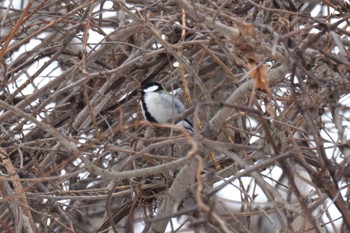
[140,82,193,132]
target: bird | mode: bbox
[140,82,193,132]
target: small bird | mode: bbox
[140,82,193,132]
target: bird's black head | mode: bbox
[141,82,165,94]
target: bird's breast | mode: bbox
[144,93,182,123]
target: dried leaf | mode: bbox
[248,61,270,93]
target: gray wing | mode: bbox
[160,93,193,131]
[154,93,185,123]
[160,93,185,114]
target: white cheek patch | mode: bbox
[143,85,159,92]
